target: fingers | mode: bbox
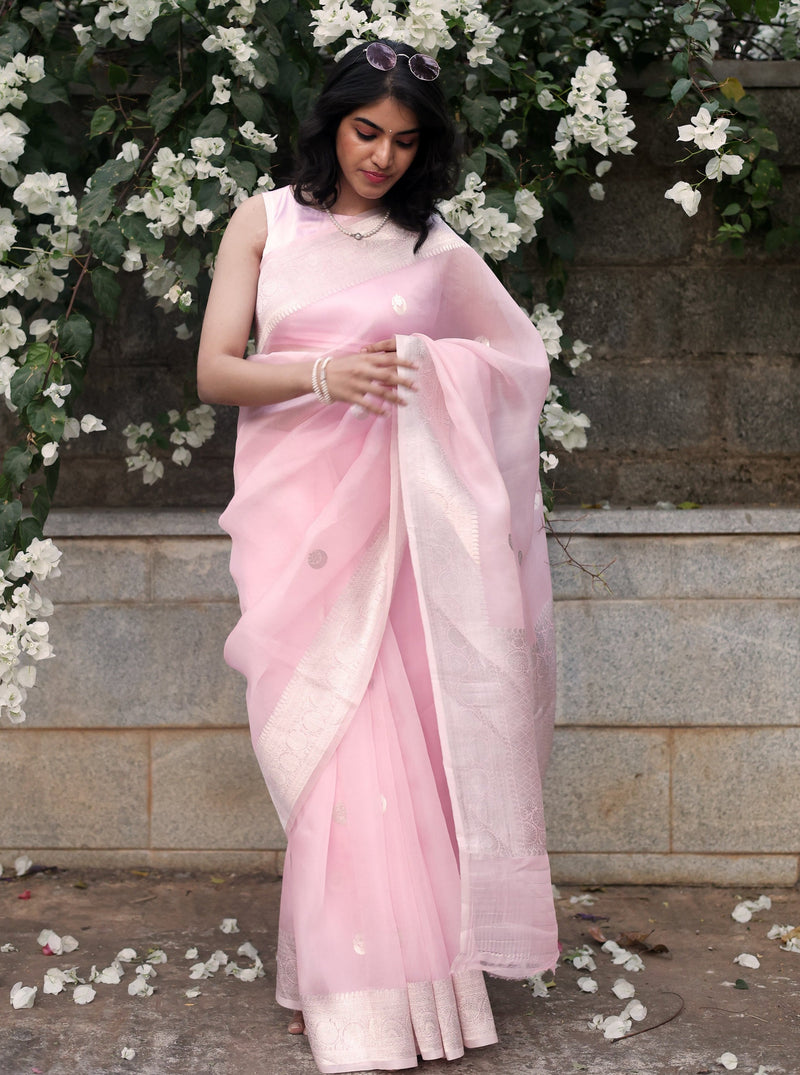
[324,352,417,414]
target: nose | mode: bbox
[370,136,393,170]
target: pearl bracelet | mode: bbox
[312,355,333,405]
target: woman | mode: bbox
[197,39,559,1074]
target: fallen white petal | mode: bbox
[569,894,597,906]
[43,968,69,995]
[135,964,157,979]
[185,987,202,998]
[572,952,597,971]
[61,936,79,954]
[116,948,138,963]
[602,1014,631,1040]
[185,947,199,960]
[95,963,123,985]
[220,917,240,934]
[237,941,259,961]
[189,962,212,980]
[146,949,167,964]
[127,977,154,997]
[236,967,259,982]
[717,1053,738,1070]
[73,984,96,1005]
[15,855,33,877]
[10,982,37,1009]
[767,923,794,940]
[577,976,598,993]
[121,1048,136,1060]
[623,953,645,972]
[1,944,18,953]
[37,930,62,954]
[612,978,635,999]
[621,999,647,1021]
[733,953,760,969]
[528,973,550,998]
[731,903,752,923]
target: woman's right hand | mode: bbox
[323,339,418,414]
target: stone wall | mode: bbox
[1,507,797,886]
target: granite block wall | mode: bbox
[1,507,796,886]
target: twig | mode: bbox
[612,990,685,1042]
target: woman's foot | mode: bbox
[287,1011,305,1035]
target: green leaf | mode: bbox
[727,0,754,15]
[0,499,23,548]
[193,109,228,138]
[751,126,779,152]
[721,202,741,217]
[78,158,137,227]
[10,363,47,411]
[26,74,69,105]
[734,978,749,990]
[233,91,263,123]
[754,0,780,19]
[89,220,126,267]
[670,78,692,105]
[753,158,782,192]
[147,78,187,133]
[225,159,257,192]
[90,105,117,138]
[462,95,503,136]
[31,486,51,528]
[0,21,30,63]
[18,516,44,547]
[26,400,66,439]
[91,266,121,319]
[684,21,710,43]
[21,2,59,41]
[108,63,129,88]
[484,145,519,183]
[57,313,93,361]
[3,446,34,488]
[119,213,165,259]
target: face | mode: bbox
[334,96,420,213]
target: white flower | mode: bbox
[537,89,555,109]
[121,1048,136,1060]
[677,107,730,152]
[665,181,701,217]
[501,129,519,150]
[595,160,612,177]
[528,973,550,998]
[732,895,771,923]
[117,141,140,163]
[189,962,212,980]
[621,998,647,1022]
[10,982,37,1009]
[569,945,596,971]
[13,171,69,215]
[238,122,278,152]
[0,306,26,357]
[41,442,59,466]
[733,952,760,969]
[220,917,240,934]
[210,74,231,105]
[79,414,106,434]
[540,451,558,473]
[705,153,744,181]
[146,949,167,965]
[94,963,123,984]
[717,1053,738,1070]
[73,983,96,1005]
[185,987,202,998]
[42,382,71,407]
[43,968,70,994]
[185,947,199,960]
[577,976,598,992]
[0,113,29,168]
[116,948,138,962]
[590,1012,631,1040]
[14,854,32,876]
[612,978,635,999]
[589,182,605,201]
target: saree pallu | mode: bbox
[220,187,559,1073]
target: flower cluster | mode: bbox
[123,404,216,485]
[439,173,545,260]
[552,50,637,197]
[1,540,61,724]
[665,106,744,217]
[310,0,502,66]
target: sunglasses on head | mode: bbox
[364,42,440,82]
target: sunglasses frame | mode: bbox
[364,42,441,82]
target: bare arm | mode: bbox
[196,195,417,412]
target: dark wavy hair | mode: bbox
[292,40,458,251]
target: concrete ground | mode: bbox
[1,869,799,1075]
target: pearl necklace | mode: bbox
[324,207,391,240]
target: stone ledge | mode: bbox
[550,853,799,887]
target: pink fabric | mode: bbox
[219,186,558,1072]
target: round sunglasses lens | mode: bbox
[408,54,440,80]
[366,43,396,71]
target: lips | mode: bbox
[362,170,389,184]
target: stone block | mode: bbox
[151,538,237,602]
[150,731,285,849]
[550,853,799,887]
[555,600,800,726]
[543,728,670,852]
[724,358,800,453]
[44,539,150,603]
[549,535,800,601]
[0,730,149,849]
[672,729,800,853]
[33,603,246,728]
[552,359,715,452]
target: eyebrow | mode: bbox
[353,116,421,136]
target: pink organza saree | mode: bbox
[219,187,558,1073]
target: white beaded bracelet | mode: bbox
[318,355,333,405]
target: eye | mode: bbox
[355,130,376,141]
[396,140,416,149]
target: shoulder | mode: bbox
[223,193,269,258]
